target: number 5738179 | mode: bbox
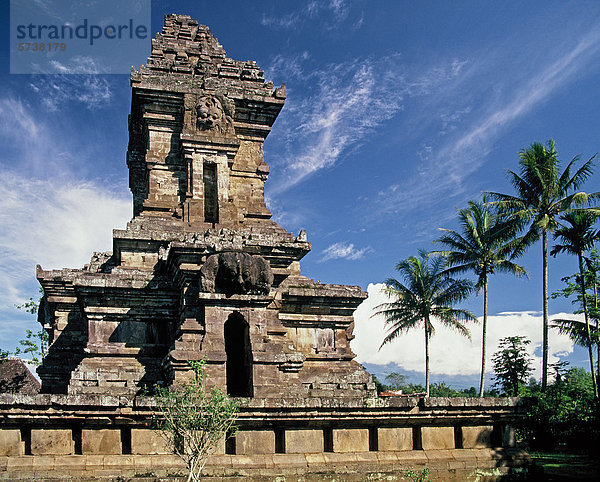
[18,42,66,52]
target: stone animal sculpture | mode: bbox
[200,252,273,295]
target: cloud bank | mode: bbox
[351,283,577,379]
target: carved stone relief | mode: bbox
[195,94,234,135]
[200,251,273,295]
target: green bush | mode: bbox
[522,367,599,450]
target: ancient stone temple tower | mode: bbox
[36,14,375,399]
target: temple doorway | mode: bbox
[224,312,253,397]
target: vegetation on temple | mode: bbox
[152,360,238,482]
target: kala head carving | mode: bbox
[195,94,234,135]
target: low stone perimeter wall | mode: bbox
[0,395,532,480]
[0,449,531,480]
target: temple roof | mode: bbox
[132,14,286,101]
[0,358,40,396]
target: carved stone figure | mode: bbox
[200,252,273,295]
[195,94,234,134]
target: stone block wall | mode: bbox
[462,425,494,449]
[378,427,413,451]
[0,431,23,456]
[332,428,370,453]
[81,429,121,455]
[0,424,508,457]
[0,394,530,479]
[421,426,455,450]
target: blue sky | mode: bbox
[1,1,600,389]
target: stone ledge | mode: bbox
[0,393,531,411]
[0,449,532,480]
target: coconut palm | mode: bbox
[488,139,598,389]
[550,211,599,399]
[436,198,526,396]
[373,250,476,396]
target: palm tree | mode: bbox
[550,212,599,399]
[488,139,598,389]
[436,198,526,396]
[373,250,476,396]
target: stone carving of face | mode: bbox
[196,95,224,132]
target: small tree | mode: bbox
[14,293,48,365]
[384,372,409,389]
[14,329,48,365]
[492,336,533,396]
[153,360,238,481]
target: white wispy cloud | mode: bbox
[0,172,131,293]
[0,97,69,175]
[308,0,349,23]
[0,96,130,350]
[261,12,300,29]
[263,51,310,82]
[268,54,462,195]
[262,0,354,31]
[265,53,469,195]
[320,241,371,262]
[351,283,576,379]
[375,23,600,218]
[29,56,113,110]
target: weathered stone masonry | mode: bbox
[36,14,372,401]
[1,15,530,480]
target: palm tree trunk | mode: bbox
[594,278,599,387]
[479,274,488,397]
[542,231,549,390]
[424,317,430,397]
[579,254,598,400]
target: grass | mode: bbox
[529,451,600,480]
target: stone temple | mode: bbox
[36,14,374,401]
[0,15,530,480]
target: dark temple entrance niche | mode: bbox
[224,312,253,397]
[203,162,218,223]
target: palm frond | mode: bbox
[552,318,599,347]
[560,154,597,192]
[372,250,474,351]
